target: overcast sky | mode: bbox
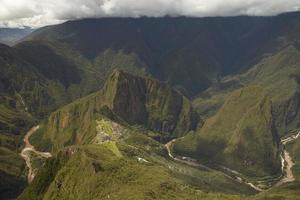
[0,0,300,28]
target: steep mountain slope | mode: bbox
[194,44,300,134]
[31,70,199,152]
[17,72,258,200]
[254,132,300,200]
[0,43,71,118]
[20,12,300,96]
[0,96,32,199]
[0,43,49,199]
[15,40,147,102]
[1,13,300,199]
[101,70,199,138]
[0,42,99,199]
[170,42,300,193]
[174,86,280,177]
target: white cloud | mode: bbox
[0,0,299,28]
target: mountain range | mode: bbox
[0,28,34,46]
[1,11,300,200]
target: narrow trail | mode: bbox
[165,131,300,192]
[20,126,52,183]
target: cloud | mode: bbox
[0,0,299,28]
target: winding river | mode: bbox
[275,131,300,187]
[165,131,300,192]
[20,125,299,188]
[20,126,52,183]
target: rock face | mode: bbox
[40,70,199,151]
[102,70,199,138]
[273,91,300,135]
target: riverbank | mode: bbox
[20,126,52,183]
[165,131,300,192]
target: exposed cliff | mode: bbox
[102,70,199,138]
[33,70,199,151]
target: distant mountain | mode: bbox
[0,43,73,118]
[0,28,34,46]
[21,12,300,96]
[1,12,300,200]
[4,12,298,117]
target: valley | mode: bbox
[1,10,300,200]
[165,138,264,192]
[276,131,300,186]
[166,131,300,192]
[20,126,52,183]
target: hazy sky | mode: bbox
[0,0,300,28]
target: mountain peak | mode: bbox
[101,70,199,139]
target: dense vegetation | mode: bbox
[18,117,255,200]
[1,12,300,200]
[0,96,33,199]
[22,12,300,97]
[174,86,280,177]
[30,70,199,153]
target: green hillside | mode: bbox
[18,116,255,200]
[255,137,300,199]
[30,70,199,152]
[17,143,247,200]
[2,13,300,200]
[174,86,281,177]
[0,96,33,199]
[193,44,300,133]
[17,71,261,199]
